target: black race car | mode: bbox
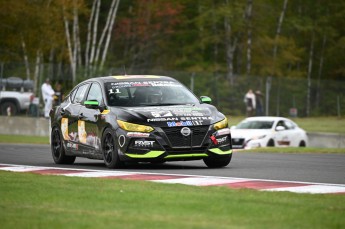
[50,75,232,168]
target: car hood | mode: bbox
[112,104,224,127]
[231,129,272,140]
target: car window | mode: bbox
[86,83,103,104]
[284,120,295,129]
[72,84,89,104]
[105,80,199,107]
[236,120,274,129]
[276,120,288,130]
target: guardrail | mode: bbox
[0,116,344,148]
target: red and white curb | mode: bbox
[1,163,344,194]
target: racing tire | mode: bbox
[299,141,306,147]
[102,128,124,169]
[0,101,18,116]
[203,154,232,168]
[267,139,275,147]
[51,127,76,164]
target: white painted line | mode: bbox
[153,177,249,186]
[64,171,138,177]
[0,166,47,172]
[264,185,345,194]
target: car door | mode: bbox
[77,82,104,152]
[274,120,291,146]
[61,83,90,153]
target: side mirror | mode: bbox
[200,96,212,104]
[275,126,286,131]
[84,100,102,110]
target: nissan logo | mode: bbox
[181,127,191,136]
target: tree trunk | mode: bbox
[306,33,314,117]
[315,35,326,110]
[100,0,120,70]
[89,0,101,76]
[21,36,31,80]
[245,0,253,76]
[63,10,76,84]
[85,0,99,77]
[224,0,237,85]
[33,50,41,95]
[272,0,288,64]
[94,0,118,68]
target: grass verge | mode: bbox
[0,134,49,144]
[0,171,344,229]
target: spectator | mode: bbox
[244,89,256,117]
[255,90,264,116]
[54,81,64,106]
[41,78,55,118]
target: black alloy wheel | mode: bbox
[51,127,75,164]
[102,128,123,168]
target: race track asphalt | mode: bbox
[0,143,344,185]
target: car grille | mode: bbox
[161,126,210,147]
[231,138,245,148]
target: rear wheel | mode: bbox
[102,128,123,168]
[299,141,306,147]
[203,154,232,168]
[51,127,76,164]
[0,101,18,116]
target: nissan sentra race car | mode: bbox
[50,75,232,168]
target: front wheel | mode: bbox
[51,127,76,164]
[203,154,232,168]
[102,128,124,169]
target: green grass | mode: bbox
[0,171,344,229]
[0,134,49,144]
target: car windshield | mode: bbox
[105,80,199,107]
[236,120,274,129]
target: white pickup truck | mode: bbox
[0,77,35,116]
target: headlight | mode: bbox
[117,120,154,133]
[213,117,228,130]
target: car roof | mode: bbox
[243,116,291,122]
[85,75,177,83]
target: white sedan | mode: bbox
[230,116,308,149]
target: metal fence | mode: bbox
[1,62,343,117]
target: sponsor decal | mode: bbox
[134,140,155,148]
[167,121,193,127]
[78,120,87,144]
[118,135,126,147]
[216,136,228,144]
[67,142,78,150]
[61,118,69,140]
[127,132,150,138]
[148,117,178,122]
[181,127,191,136]
[151,111,173,118]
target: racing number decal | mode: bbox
[61,118,70,140]
[78,120,87,144]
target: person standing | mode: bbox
[255,90,264,116]
[54,81,64,106]
[244,89,256,117]
[41,78,55,118]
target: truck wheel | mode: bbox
[0,102,18,116]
